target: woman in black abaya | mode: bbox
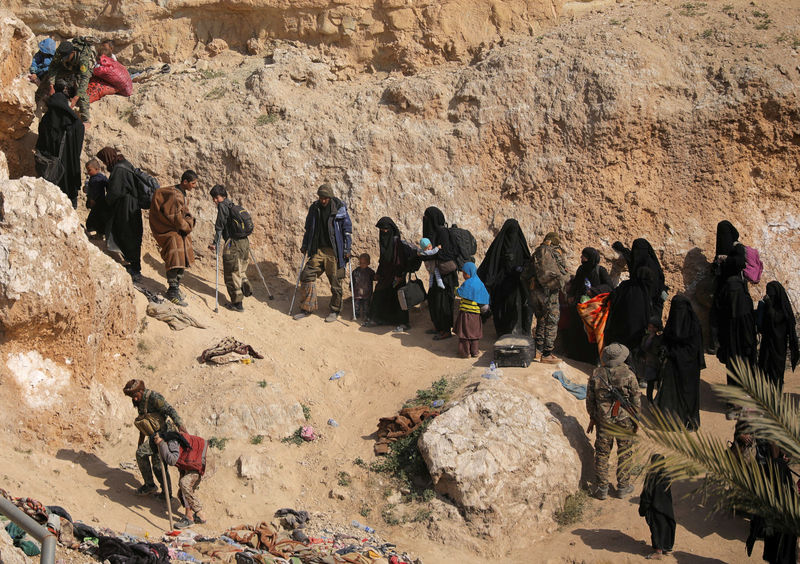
[655,295,704,431]
[639,454,675,559]
[36,79,85,208]
[421,207,459,340]
[710,220,747,350]
[366,217,411,330]
[614,238,668,319]
[564,247,614,363]
[604,267,655,356]
[716,275,757,385]
[477,219,531,337]
[757,282,799,391]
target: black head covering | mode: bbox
[582,247,600,268]
[715,221,739,258]
[376,217,400,264]
[663,295,704,354]
[630,238,666,291]
[423,207,446,244]
[605,271,653,350]
[571,247,605,298]
[477,219,530,288]
[764,282,800,371]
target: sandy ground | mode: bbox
[1,240,788,564]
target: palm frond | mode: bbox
[712,357,800,461]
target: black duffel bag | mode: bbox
[397,274,426,311]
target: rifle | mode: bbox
[596,368,639,422]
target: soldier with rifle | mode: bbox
[586,343,641,500]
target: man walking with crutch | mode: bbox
[209,185,253,312]
[294,183,353,323]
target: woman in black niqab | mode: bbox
[639,454,675,558]
[564,247,614,363]
[367,217,410,328]
[421,207,459,339]
[604,266,654,355]
[757,282,799,391]
[716,274,757,385]
[477,219,532,337]
[655,295,704,431]
[710,220,748,351]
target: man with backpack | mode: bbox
[46,38,96,124]
[586,343,641,500]
[295,184,353,323]
[522,232,569,363]
[149,170,198,306]
[209,185,253,312]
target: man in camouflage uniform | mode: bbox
[46,39,96,124]
[586,343,641,499]
[523,231,569,364]
[123,379,186,496]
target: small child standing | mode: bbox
[636,317,663,402]
[419,238,444,290]
[84,158,110,237]
[351,253,375,320]
[638,454,675,560]
[454,262,490,358]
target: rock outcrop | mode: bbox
[418,381,580,539]
[0,176,137,437]
[7,0,562,70]
[0,10,35,178]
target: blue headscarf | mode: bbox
[457,262,490,305]
[39,38,56,56]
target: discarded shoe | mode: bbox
[325,312,339,323]
[616,484,634,498]
[135,484,158,496]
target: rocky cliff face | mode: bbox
[70,0,800,331]
[0,10,35,178]
[8,0,561,70]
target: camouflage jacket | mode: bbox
[586,364,641,424]
[47,38,96,122]
[136,389,184,431]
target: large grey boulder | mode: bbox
[418,381,581,538]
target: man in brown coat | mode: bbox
[149,170,198,306]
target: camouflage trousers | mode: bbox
[222,237,251,303]
[594,419,636,489]
[136,438,171,494]
[530,287,560,355]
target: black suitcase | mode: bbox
[493,335,535,368]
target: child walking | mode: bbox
[638,454,675,560]
[351,252,375,320]
[454,262,489,358]
[84,158,110,237]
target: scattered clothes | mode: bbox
[274,509,310,531]
[552,370,587,400]
[134,284,165,304]
[5,522,41,556]
[47,505,73,522]
[146,302,206,331]
[73,522,99,541]
[98,536,171,564]
[374,406,440,455]
[300,426,317,441]
[200,337,264,363]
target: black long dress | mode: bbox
[716,275,757,384]
[368,217,410,326]
[477,219,531,337]
[422,207,458,334]
[626,238,667,319]
[757,282,799,391]
[106,160,143,273]
[638,455,675,552]
[604,267,654,354]
[655,295,704,430]
[565,247,614,363]
[35,92,85,203]
[710,220,747,348]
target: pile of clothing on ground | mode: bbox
[374,406,440,455]
[0,490,420,564]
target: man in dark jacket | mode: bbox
[295,184,353,322]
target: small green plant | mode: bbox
[258,380,267,388]
[359,504,371,518]
[208,437,228,450]
[281,427,305,446]
[721,4,734,14]
[404,377,452,408]
[381,504,401,525]
[754,42,767,48]
[256,113,279,126]
[701,28,713,39]
[301,404,311,421]
[337,471,352,487]
[195,69,225,80]
[679,2,706,17]
[354,457,366,468]
[752,9,771,29]
[145,364,155,372]
[137,340,148,352]
[206,86,226,100]
[609,19,620,26]
[554,489,590,527]
[250,435,264,445]
[411,508,432,523]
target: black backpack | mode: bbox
[449,225,478,269]
[228,203,254,239]
[120,163,159,209]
